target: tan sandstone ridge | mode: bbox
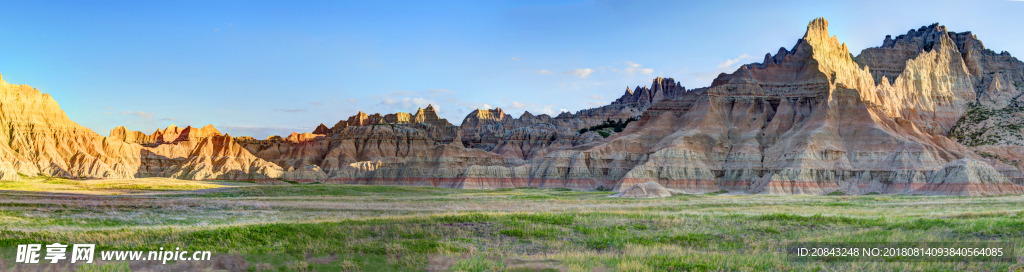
[612,181,673,198]
[579,18,1019,196]
[274,18,1015,195]
[107,124,285,181]
[0,75,143,180]
[3,18,1023,196]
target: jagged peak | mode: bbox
[625,86,632,95]
[466,107,507,121]
[312,123,331,134]
[804,17,830,40]
[200,124,220,134]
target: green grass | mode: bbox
[0,176,248,194]
[0,184,1023,271]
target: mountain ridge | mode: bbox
[3,17,1023,195]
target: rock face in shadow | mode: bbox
[230,101,655,188]
[3,18,1024,195]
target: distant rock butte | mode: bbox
[613,181,674,198]
[0,74,141,180]
[329,105,453,131]
[109,125,283,181]
[3,17,1024,195]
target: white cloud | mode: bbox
[587,95,604,100]
[510,101,526,109]
[276,109,307,113]
[538,70,553,74]
[718,54,756,68]
[423,89,456,97]
[565,68,594,79]
[410,97,434,108]
[378,97,438,112]
[510,57,521,61]
[360,89,568,126]
[683,54,757,86]
[349,98,359,104]
[219,125,314,139]
[620,61,655,76]
[309,102,323,106]
[669,54,756,88]
[120,110,153,119]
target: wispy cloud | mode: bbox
[668,54,757,88]
[219,125,313,139]
[510,57,521,61]
[120,110,153,119]
[309,102,323,106]
[275,109,307,113]
[621,61,655,76]
[498,99,568,116]
[587,95,604,100]
[116,110,176,129]
[538,70,553,74]
[718,54,756,68]
[504,100,527,109]
[565,68,595,79]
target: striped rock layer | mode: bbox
[3,18,1024,196]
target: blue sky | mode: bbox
[0,0,1021,138]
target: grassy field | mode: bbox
[0,179,1022,271]
[0,176,252,195]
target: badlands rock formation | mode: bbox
[2,18,1023,196]
[110,125,284,181]
[590,18,1020,196]
[0,79,284,182]
[612,181,673,198]
[0,75,142,180]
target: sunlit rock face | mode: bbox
[108,124,284,181]
[0,75,143,180]
[514,18,1023,196]
[4,18,1024,195]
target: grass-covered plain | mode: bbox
[0,176,251,195]
[0,181,1023,271]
